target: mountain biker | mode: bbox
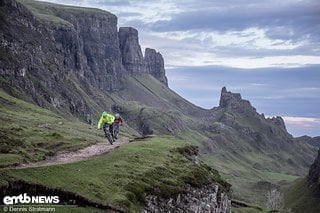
[98,111,115,142]
[113,113,124,139]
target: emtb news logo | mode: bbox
[3,193,59,205]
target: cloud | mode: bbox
[167,65,320,114]
[150,0,320,38]
[282,116,320,124]
[39,0,320,68]
[282,116,320,137]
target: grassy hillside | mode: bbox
[199,123,312,202]
[116,75,207,117]
[18,0,113,26]
[0,137,229,212]
[0,90,138,166]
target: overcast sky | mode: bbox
[39,0,320,136]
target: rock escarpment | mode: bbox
[208,87,312,164]
[0,0,168,117]
[308,149,320,194]
[143,184,231,213]
[217,87,288,133]
[119,27,147,74]
[219,87,256,113]
[118,27,168,85]
[145,48,168,86]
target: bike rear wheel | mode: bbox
[114,125,119,139]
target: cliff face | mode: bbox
[308,149,320,194]
[118,27,168,85]
[118,27,147,74]
[218,87,288,133]
[0,0,168,117]
[145,48,168,86]
[219,86,256,113]
[52,9,125,91]
[1,0,124,117]
[144,184,231,212]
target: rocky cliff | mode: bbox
[308,149,320,194]
[0,0,168,118]
[145,48,168,86]
[118,27,147,74]
[118,27,168,85]
[219,86,256,113]
[201,87,314,182]
[144,184,231,213]
[216,87,288,135]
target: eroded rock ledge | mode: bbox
[143,184,231,213]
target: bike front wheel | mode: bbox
[105,132,113,145]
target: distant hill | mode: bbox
[295,135,320,148]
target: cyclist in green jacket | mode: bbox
[98,111,115,141]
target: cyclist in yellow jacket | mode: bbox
[98,111,115,141]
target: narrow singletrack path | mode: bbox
[16,137,129,169]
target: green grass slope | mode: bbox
[1,137,230,212]
[0,90,137,166]
[18,0,113,27]
[116,75,208,117]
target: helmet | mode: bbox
[102,111,108,116]
[115,113,120,118]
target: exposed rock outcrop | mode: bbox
[143,184,231,213]
[118,28,168,85]
[212,87,306,158]
[118,27,147,74]
[218,87,288,132]
[267,116,287,132]
[219,87,256,113]
[308,149,320,194]
[145,48,168,85]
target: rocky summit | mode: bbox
[219,86,256,113]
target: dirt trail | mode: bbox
[16,137,130,169]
